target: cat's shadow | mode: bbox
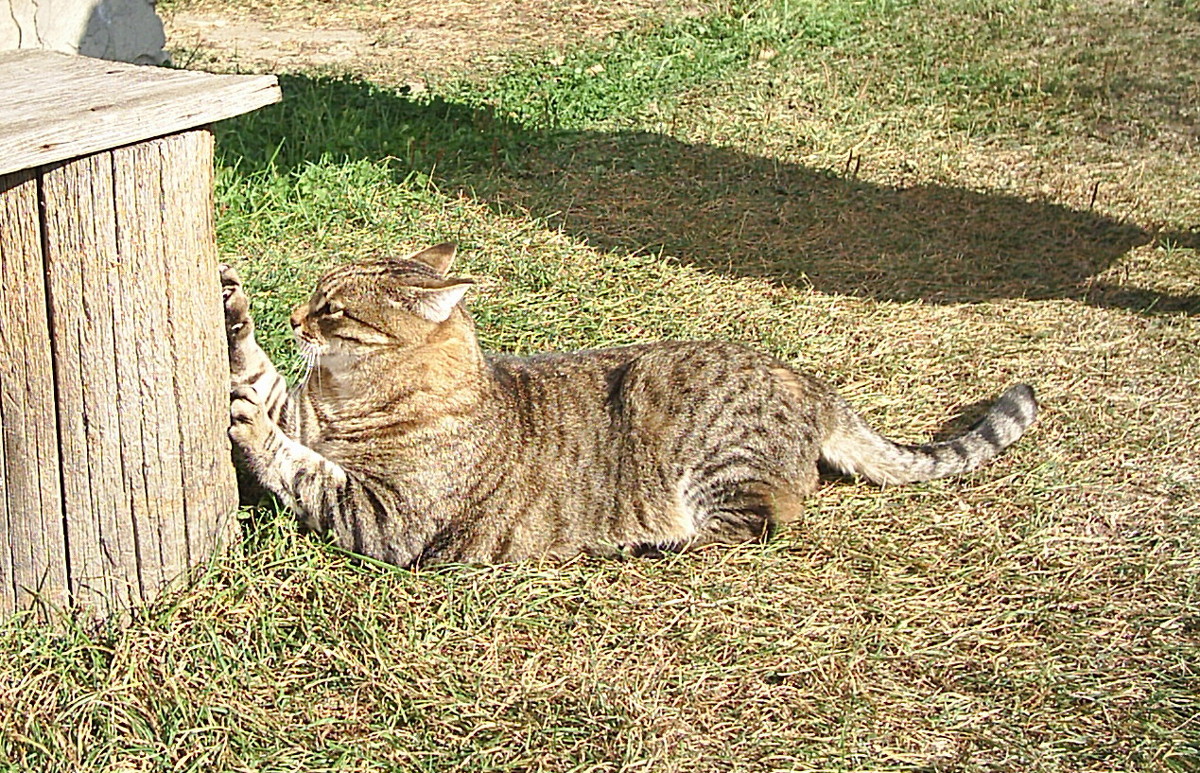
[928,396,999,441]
[215,74,1198,314]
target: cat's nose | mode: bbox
[289,306,304,329]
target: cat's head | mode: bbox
[291,243,475,357]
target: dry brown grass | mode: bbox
[162,0,705,84]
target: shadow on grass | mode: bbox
[217,75,1198,313]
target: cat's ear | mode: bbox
[408,242,457,275]
[408,278,475,323]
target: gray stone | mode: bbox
[1,0,167,65]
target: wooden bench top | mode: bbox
[0,49,280,176]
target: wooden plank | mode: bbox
[38,132,238,619]
[156,130,240,565]
[110,137,190,601]
[107,144,156,605]
[0,50,280,176]
[0,169,69,616]
[41,151,139,617]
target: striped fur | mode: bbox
[223,244,1038,567]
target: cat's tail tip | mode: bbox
[821,383,1038,486]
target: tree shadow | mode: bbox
[215,74,1198,313]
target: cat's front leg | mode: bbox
[229,386,408,558]
[221,264,291,424]
[229,384,347,532]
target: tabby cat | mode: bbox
[224,244,1037,566]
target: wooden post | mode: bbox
[0,168,69,613]
[0,50,281,619]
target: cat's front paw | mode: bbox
[220,263,253,344]
[229,384,272,454]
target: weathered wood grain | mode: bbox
[42,152,139,617]
[157,130,240,565]
[0,170,69,617]
[112,138,189,601]
[0,49,280,176]
[1,51,263,620]
[37,131,240,617]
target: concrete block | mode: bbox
[1,0,167,65]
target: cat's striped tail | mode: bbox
[819,384,1038,485]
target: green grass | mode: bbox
[3,0,1199,770]
[435,0,904,131]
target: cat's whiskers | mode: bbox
[309,349,323,391]
[294,338,322,390]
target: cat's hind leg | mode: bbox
[683,468,817,551]
[624,503,770,556]
[688,505,773,548]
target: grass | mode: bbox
[2,0,1199,770]
[435,0,900,130]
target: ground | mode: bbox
[164,0,704,83]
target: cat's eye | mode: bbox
[316,300,344,319]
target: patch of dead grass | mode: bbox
[162,0,707,84]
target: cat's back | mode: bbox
[484,339,813,425]
[468,339,825,559]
